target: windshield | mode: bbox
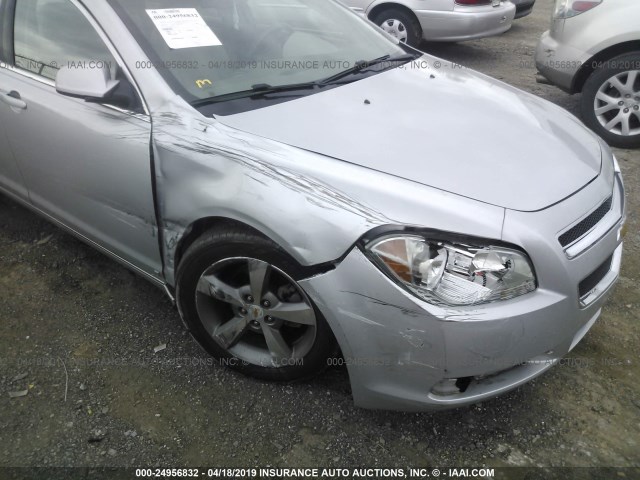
[108,0,409,106]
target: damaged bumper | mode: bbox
[535,30,588,93]
[416,2,515,42]
[301,244,620,410]
[300,168,624,411]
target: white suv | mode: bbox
[536,0,640,148]
[342,0,515,46]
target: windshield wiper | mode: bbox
[191,81,322,107]
[319,52,419,85]
[190,52,419,108]
[250,81,321,93]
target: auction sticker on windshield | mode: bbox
[146,8,222,49]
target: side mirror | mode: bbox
[55,65,120,100]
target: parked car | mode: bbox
[342,0,516,46]
[512,0,535,18]
[535,0,640,148]
[0,0,626,410]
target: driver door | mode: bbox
[0,0,163,278]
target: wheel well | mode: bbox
[172,216,337,279]
[173,217,267,274]
[572,41,640,93]
[368,2,421,28]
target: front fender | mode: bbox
[151,103,505,286]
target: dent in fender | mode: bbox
[150,103,395,285]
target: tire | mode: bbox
[371,8,422,48]
[580,53,640,149]
[176,226,337,381]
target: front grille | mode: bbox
[559,196,612,248]
[578,255,613,298]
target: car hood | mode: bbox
[215,59,602,212]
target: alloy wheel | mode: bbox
[594,70,640,137]
[195,257,317,368]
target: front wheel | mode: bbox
[581,53,640,149]
[176,227,337,381]
[371,8,422,48]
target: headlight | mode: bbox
[367,235,536,306]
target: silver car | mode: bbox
[535,0,640,148]
[342,0,515,46]
[0,0,626,410]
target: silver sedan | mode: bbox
[343,0,516,46]
[0,0,626,410]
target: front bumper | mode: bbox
[535,29,589,93]
[300,170,624,411]
[415,2,515,42]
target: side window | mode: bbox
[14,0,116,81]
[13,0,143,112]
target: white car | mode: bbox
[343,0,516,46]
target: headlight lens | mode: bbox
[367,235,536,306]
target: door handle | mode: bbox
[0,91,27,110]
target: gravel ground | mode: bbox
[1,0,639,477]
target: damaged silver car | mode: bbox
[0,0,626,410]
